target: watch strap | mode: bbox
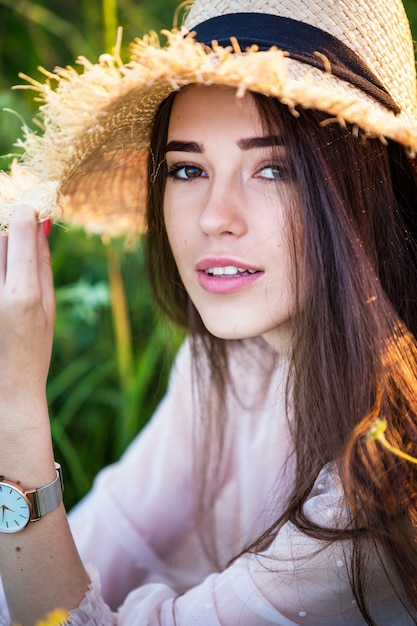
[27,463,63,520]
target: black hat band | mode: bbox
[192,13,400,115]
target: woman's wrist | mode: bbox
[0,395,50,432]
[0,408,55,486]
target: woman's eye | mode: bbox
[167,164,206,180]
[257,165,290,180]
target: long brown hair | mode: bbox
[146,89,417,624]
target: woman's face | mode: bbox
[163,85,301,352]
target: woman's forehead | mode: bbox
[167,85,265,139]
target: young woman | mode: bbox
[0,0,416,624]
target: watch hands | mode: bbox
[1,504,14,522]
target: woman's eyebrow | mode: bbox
[237,135,283,150]
[165,135,283,154]
[165,140,202,154]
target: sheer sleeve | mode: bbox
[68,340,207,610]
[67,465,410,625]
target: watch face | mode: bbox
[0,482,31,533]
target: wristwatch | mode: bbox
[0,463,63,534]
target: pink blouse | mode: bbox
[0,339,412,625]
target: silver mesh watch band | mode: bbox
[27,463,63,520]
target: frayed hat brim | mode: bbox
[1,27,417,236]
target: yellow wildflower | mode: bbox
[364,418,417,465]
[35,609,69,626]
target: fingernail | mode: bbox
[43,219,51,237]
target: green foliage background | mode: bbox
[0,1,416,509]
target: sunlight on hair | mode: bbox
[364,419,417,465]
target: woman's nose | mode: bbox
[198,179,247,238]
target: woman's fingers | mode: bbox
[0,206,55,401]
[2,207,55,319]
[4,205,40,295]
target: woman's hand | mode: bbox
[0,207,89,624]
[0,205,55,432]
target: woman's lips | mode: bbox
[196,261,263,294]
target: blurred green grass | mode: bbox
[47,226,183,507]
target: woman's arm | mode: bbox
[0,206,89,624]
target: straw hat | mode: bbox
[0,0,416,237]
